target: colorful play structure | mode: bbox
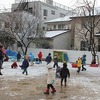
[53,50,69,62]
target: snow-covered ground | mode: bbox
[1,61,100,78]
[0,61,100,100]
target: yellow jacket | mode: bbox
[77,59,82,67]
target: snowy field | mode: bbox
[0,61,100,100]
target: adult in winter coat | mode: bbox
[45,53,52,65]
[38,51,42,63]
[77,57,82,73]
[44,63,56,94]
[60,62,70,86]
[81,54,86,71]
[20,56,29,75]
[0,47,4,75]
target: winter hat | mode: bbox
[47,63,52,69]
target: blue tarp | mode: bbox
[6,50,17,59]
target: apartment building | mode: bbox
[12,0,74,23]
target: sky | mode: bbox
[0,0,100,10]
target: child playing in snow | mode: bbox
[11,61,18,69]
[44,63,56,94]
[20,56,29,75]
[45,53,52,65]
[77,57,82,73]
[60,62,70,86]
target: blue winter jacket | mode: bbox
[21,59,29,69]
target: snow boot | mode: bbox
[51,88,56,93]
[65,83,67,86]
[44,89,49,94]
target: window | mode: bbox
[28,7,33,13]
[98,39,100,51]
[60,13,65,17]
[0,22,2,28]
[58,25,61,29]
[80,41,88,50]
[5,22,10,28]
[15,23,19,29]
[53,25,56,29]
[51,10,55,15]
[43,9,48,16]
[58,24,65,29]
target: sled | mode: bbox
[72,63,77,68]
[90,64,99,67]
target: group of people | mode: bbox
[44,53,70,94]
[44,61,70,94]
[77,54,87,73]
[1,49,70,95]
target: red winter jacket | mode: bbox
[38,52,42,59]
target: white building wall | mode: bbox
[27,48,100,64]
[53,32,71,49]
[39,2,70,22]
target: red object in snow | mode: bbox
[72,63,77,68]
[11,62,18,69]
[90,64,99,67]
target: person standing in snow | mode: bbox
[53,55,59,68]
[44,63,56,94]
[60,62,70,86]
[45,53,52,65]
[38,51,42,63]
[0,45,4,75]
[17,51,21,62]
[29,52,34,66]
[81,54,86,71]
[20,56,29,75]
[77,57,82,73]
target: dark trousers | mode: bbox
[77,67,81,73]
[47,84,54,90]
[82,65,86,71]
[23,68,28,75]
[53,62,58,68]
[61,77,67,85]
[39,58,42,63]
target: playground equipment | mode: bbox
[53,50,69,62]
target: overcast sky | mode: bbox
[0,0,100,9]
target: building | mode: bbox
[45,14,100,51]
[70,15,100,51]
[12,0,74,23]
[44,16,73,49]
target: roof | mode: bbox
[45,30,68,38]
[45,16,72,23]
[95,32,100,37]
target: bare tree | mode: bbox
[0,11,45,55]
[73,0,100,64]
[0,30,15,49]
